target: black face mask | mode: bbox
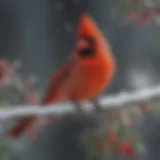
[78,37,96,58]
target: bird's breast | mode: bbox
[65,63,113,100]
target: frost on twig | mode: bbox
[0,59,40,105]
[0,59,40,138]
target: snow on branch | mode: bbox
[0,85,160,120]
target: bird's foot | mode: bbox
[69,101,84,118]
[70,100,82,111]
[92,99,103,113]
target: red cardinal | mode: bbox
[9,14,116,139]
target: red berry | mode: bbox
[116,142,135,159]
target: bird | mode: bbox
[9,13,116,139]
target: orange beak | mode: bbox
[76,39,90,50]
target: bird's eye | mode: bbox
[78,48,94,57]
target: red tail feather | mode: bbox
[9,118,34,138]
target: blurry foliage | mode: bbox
[0,59,40,160]
[0,59,159,160]
[84,103,154,160]
[0,59,40,106]
[114,0,138,16]
[114,0,160,41]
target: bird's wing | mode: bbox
[42,62,72,105]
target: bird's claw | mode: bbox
[94,104,103,113]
